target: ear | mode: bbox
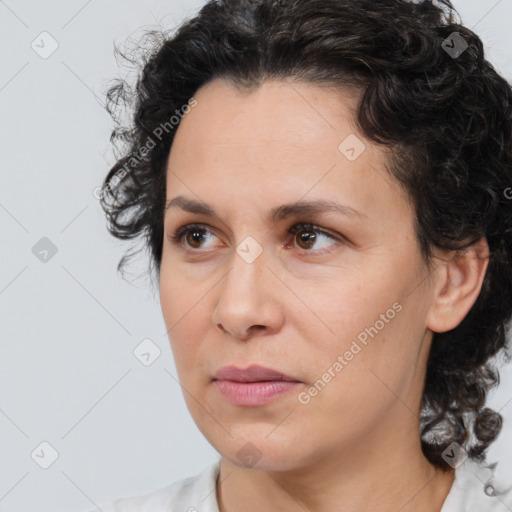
[426,237,490,333]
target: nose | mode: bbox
[211,247,285,341]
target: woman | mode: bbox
[95,0,512,510]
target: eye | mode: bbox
[168,223,219,250]
[167,222,343,255]
[287,222,341,255]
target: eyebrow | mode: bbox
[165,195,367,223]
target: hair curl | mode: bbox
[100,0,512,470]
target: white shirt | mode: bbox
[94,457,512,511]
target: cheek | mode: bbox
[293,267,400,348]
[159,268,182,334]
[159,267,207,371]
[293,259,423,391]
[159,254,211,326]
[298,284,426,424]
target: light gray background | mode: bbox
[1,1,512,511]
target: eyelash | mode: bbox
[167,222,344,256]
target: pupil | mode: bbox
[188,230,203,246]
[300,231,315,248]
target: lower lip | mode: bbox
[214,380,300,406]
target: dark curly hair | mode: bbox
[100,0,512,470]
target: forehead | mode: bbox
[165,78,410,226]
[172,78,363,153]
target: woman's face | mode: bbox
[159,78,438,471]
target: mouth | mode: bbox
[213,364,299,383]
[212,365,302,407]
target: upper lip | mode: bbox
[213,365,300,383]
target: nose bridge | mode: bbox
[213,238,284,337]
[222,238,269,306]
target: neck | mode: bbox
[216,422,455,512]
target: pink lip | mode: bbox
[213,365,301,407]
[213,364,298,382]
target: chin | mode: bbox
[210,428,311,472]
[226,448,305,472]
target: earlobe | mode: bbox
[426,237,490,333]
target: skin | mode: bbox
[158,78,489,512]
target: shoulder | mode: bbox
[441,457,512,512]
[92,460,221,512]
